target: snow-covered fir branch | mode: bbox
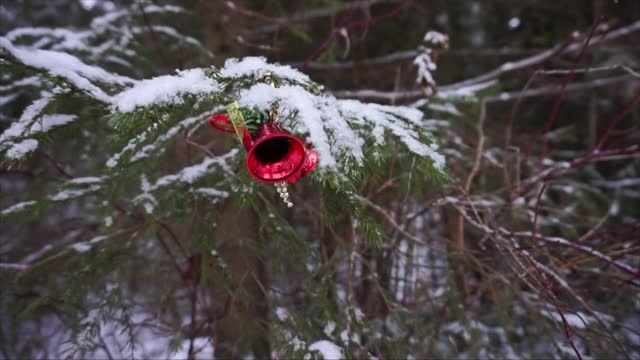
[2,33,447,179]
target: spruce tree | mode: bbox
[0,3,445,358]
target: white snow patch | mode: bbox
[308,340,343,359]
[71,235,108,254]
[172,337,214,360]
[0,38,133,103]
[0,93,55,142]
[427,102,461,116]
[413,49,437,91]
[149,150,238,191]
[129,112,208,163]
[1,200,37,215]
[195,187,229,199]
[29,114,76,134]
[508,17,521,30]
[6,27,88,50]
[221,57,311,83]
[0,263,27,270]
[0,76,40,92]
[71,242,92,253]
[290,337,306,352]
[423,31,449,45]
[79,0,98,10]
[49,185,101,201]
[439,80,496,99]
[113,68,219,112]
[106,131,149,168]
[5,139,39,159]
[323,321,336,337]
[339,330,349,344]
[0,93,19,106]
[501,62,514,71]
[68,176,104,185]
[275,307,290,321]
[131,26,201,47]
[143,4,185,14]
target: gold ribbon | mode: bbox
[225,101,247,143]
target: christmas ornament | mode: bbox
[209,114,235,133]
[208,77,318,206]
[210,108,318,184]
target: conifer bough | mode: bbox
[1,37,447,209]
[209,99,318,186]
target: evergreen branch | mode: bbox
[352,194,425,246]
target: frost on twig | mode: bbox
[413,31,449,97]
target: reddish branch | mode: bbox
[506,232,639,279]
[594,88,640,151]
[518,145,640,197]
[535,0,616,174]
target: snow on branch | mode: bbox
[0,85,79,159]
[4,3,200,74]
[0,37,134,103]
[239,82,445,171]
[1,44,445,177]
[48,182,103,202]
[0,91,72,159]
[147,149,239,192]
[4,139,38,159]
[1,200,37,216]
[130,26,202,47]
[307,340,343,360]
[220,57,312,84]
[0,92,55,142]
[106,111,211,169]
[90,4,185,30]
[109,56,445,175]
[130,151,238,214]
[113,69,219,112]
[129,112,210,163]
[413,31,449,97]
[0,176,105,217]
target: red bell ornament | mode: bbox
[209,114,235,133]
[209,111,318,185]
[245,123,318,184]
